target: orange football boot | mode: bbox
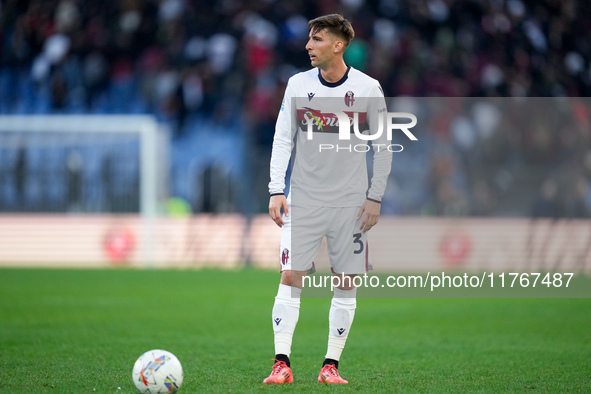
[318,364,348,384]
[263,360,293,384]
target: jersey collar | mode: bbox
[317,65,351,87]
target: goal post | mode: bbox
[0,115,167,265]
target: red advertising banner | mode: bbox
[0,215,589,273]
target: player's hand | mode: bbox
[357,199,381,234]
[269,194,289,227]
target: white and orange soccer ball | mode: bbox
[132,349,183,393]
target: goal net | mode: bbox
[0,115,166,216]
[0,115,168,265]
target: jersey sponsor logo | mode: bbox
[302,107,328,131]
[297,109,368,133]
[281,248,290,265]
[307,92,315,101]
[344,91,355,107]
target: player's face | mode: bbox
[306,29,340,69]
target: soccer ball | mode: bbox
[132,349,184,393]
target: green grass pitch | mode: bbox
[1,268,590,393]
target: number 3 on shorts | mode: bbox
[353,232,364,254]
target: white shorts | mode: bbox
[279,204,373,275]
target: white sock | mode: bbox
[272,284,301,357]
[325,287,357,361]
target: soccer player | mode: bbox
[263,14,392,385]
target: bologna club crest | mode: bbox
[344,91,355,107]
[281,248,290,265]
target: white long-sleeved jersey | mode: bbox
[269,66,392,207]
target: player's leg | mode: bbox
[319,206,367,384]
[264,269,306,384]
[327,275,357,364]
[264,206,322,384]
[272,270,306,367]
[318,277,355,384]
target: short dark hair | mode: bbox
[308,14,354,48]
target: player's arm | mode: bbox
[358,84,392,233]
[268,81,295,227]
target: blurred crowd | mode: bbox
[1,0,591,217]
